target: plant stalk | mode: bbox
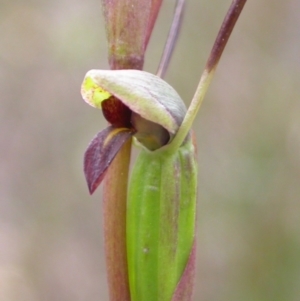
[156,0,186,78]
[101,1,164,299]
[171,0,248,150]
[103,138,132,301]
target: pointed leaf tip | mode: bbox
[84,126,133,194]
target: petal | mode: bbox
[81,76,111,108]
[82,69,186,137]
[84,126,134,194]
[102,96,132,128]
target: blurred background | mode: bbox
[1,0,300,300]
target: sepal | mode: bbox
[81,69,186,145]
[84,126,134,194]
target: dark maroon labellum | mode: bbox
[102,96,132,128]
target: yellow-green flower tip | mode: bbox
[81,76,112,109]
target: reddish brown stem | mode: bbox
[206,0,247,72]
[100,1,164,300]
[103,138,132,301]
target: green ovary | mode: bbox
[127,137,197,301]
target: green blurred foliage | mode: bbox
[0,0,299,300]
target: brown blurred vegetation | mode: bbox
[0,0,300,300]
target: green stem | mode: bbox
[171,0,248,150]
